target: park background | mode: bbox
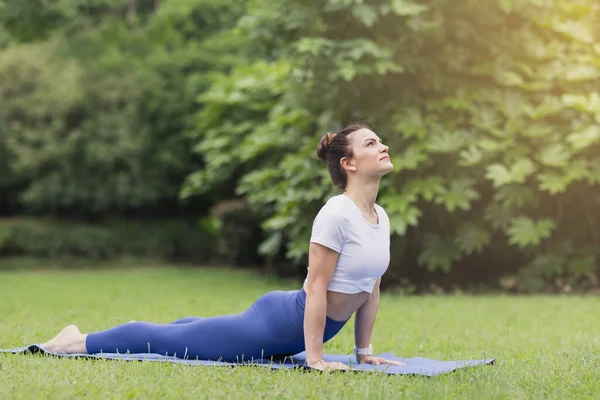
[1,0,599,294]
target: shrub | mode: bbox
[0,218,218,265]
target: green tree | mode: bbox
[0,0,246,217]
[185,0,600,291]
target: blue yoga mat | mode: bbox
[1,344,494,376]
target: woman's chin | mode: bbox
[381,161,394,174]
[373,166,393,178]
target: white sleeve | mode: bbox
[309,206,346,252]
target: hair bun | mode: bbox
[326,132,337,145]
[316,133,337,163]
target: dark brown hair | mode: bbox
[316,123,370,189]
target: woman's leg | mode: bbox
[40,317,205,354]
[40,325,87,354]
[87,313,268,360]
[41,290,308,361]
[168,317,204,325]
[40,289,349,362]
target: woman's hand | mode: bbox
[308,360,353,371]
[357,355,405,366]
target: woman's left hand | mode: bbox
[357,355,405,366]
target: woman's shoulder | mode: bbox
[374,203,390,223]
[313,195,351,222]
[321,195,388,219]
[318,195,349,216]
[374,202,388,214]
[324,194,347,207]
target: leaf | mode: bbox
[352,4,378,27]
[262,214,295,230]
[388,206,422,235]
[336,61,357,81]
[378,191,423,235]
[519,254,564,292]
[486,164,512,187]
[559,2,594,18]
[258,232,282,257]
[343,39,390,60]
[471,107,500,131]
[417,233,462,272]
[455,223,490,255]
[375,60,404,75]
[380,190,418,212]
[537,172,568,194]
[478,137,512,152]
[295,37,335,56]
[521,123,552,139]
[497,91,527,119]
[387,0,429,16]
[393,108,426,139]
[458,145,483,166]
[586,159,600,185]
[565,65,600,82]
[499,0,514,14]
[537,143,571,167]
[507,217,555,248]
[566,159,591,181]
[520,81,552,91]
[484,202,516,231]
[524,97,563,120]
[494,185,536,208]
[567,254,596,279]
[511,158,537,181]
[561,92,600,114]
[391,144,427,171]
[324,0,355,12]
[434,178,480,212]
[567,125,600,150]
[537,160,590,194]
[404,176,446,202]
[553,20,594,44]
[426,130,467,153]
[485,159,536,187]
[494,70,523,86]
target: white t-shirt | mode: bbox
[305,194,391,294]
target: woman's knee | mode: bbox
[169,317,203,325]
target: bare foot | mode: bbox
[40,325,87,354]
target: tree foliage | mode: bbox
[1,0,599,291]
[184,0,600,291]
[0,0,246,216]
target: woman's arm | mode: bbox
[354,278,381,359]
[303,242,338,366]
[353,278,404,366]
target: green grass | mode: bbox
[1,265,599,399]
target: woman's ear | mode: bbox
[340,157,356,171]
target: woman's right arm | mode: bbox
[303,242,339,368]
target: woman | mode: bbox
[41,123,402,371]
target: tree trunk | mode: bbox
[127,0,137,23]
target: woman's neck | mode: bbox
[343,179,381,216]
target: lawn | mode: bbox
[0,265,599,399]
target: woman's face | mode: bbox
[343,128,393,178]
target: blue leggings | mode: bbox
[85,288,348,362]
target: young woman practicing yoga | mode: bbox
[41,123,402,371]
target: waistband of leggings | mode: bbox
[296,287,350,326]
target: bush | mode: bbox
[203,199,265,267]
[0,218,218,265]
[184,0,600,292]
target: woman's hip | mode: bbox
[250,288,348,343]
